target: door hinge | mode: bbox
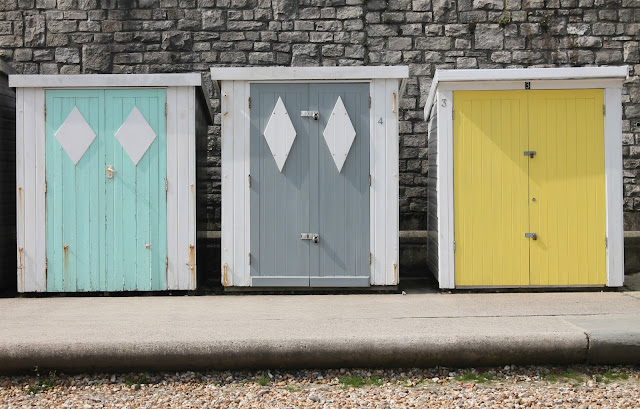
[369,252,372,265]
[165,178,168,193]
[44,181,47,194]
[248,174,251,187]
[369,96,372,109]
[368,174,371,187]
[603,104,605,115]
[452,109,454,120]
[248,252,251,265]
[44,105,46,119]
[248,97,251,109]
[453,240,456,253]
[605,236,608,248]
[165,102,168,116]
[165,256,168,273]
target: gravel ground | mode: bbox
[1,365,639,408]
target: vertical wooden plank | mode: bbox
[588,92,607,285]
[436,90,454,289]
[34,89,46,292]
[243,81,251,286]
[176,86,190,290]
[105,93,116,290]
[220,81,234,286]
[15,88,25,291]
[188,87,197,290]
[154,90,168,291]
[136,96,152,291]
[604,87,624,287]
[47,92,62,292]
[385,79,399,285]
[97,90,106,290]
[576,96,588,283]
[372,79,386,285]
[166,87,179,289]
[233,81,246,284]
[73,94,98,291]
[23,88,37,292]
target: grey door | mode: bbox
[250,83,370,287]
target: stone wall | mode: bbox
[1,0,639,236]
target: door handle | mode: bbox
[525,232,538,240]
[524,151,536,158]
[107,165,117,179]
[301,233,320,243]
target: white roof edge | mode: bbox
[210,66,410,81]
[434,66,629,82]
[9,73,203,88]
[424,66,629,120]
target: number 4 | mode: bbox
[377,117,383,124]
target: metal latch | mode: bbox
[524,151,536,158]
[301,111,319,120]
[301,233,319,243]
[525,232,538,240]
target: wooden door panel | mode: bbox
[453,91,530,286]
[45,90,104,292]
[528,89,606,286]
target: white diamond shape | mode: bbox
[323,96,356,172]
[115,107,157,165]
[55,107,97,165]
[263,97,297,172]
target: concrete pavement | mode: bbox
[1,279,640,373]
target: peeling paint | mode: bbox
[393,262,398,285]
[17,247,23,292]
[223,263,228,287]
[189,244,195,287]
[63,244,69,280]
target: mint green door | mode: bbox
[45,89,167,292]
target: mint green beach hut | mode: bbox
[10,74,212,293]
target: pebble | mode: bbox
[0,365,639,408]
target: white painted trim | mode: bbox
[211,66,409,81]
[424,66,629,119]
[16,88,46,292]
[166,86,197,291]
[436,90,455,289]
[437,79,624,92]
[220,82,233,286]
[165,87,179,289]
[188,87,197,290]
[9,74,202,88]
[220,80,252,287]
[370,79,400,286]
[16,88,24,292]
[604,87,625,287]
[438,66,629,82]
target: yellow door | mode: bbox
[528,90,606,285]
[453,89,606,287]
[453,91,530,286]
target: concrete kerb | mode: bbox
[0,334,589,374]
[586,331,640,364]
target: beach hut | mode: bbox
[424,67,628,288]
[211,66,408,288]
[10,74,212,292]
